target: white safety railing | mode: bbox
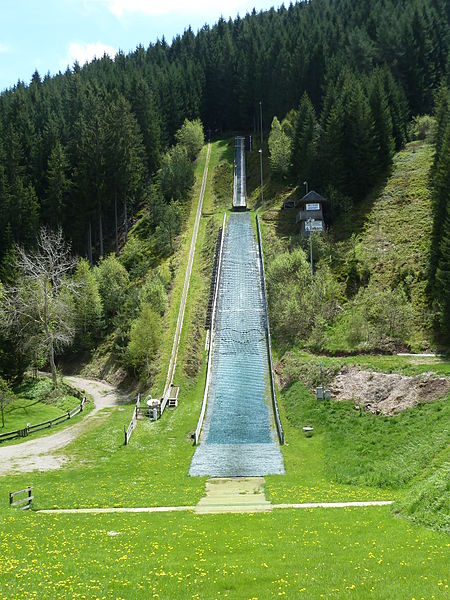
[193,213,227,444]
[256,212,285,445]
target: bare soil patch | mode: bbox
[330,367,450,415]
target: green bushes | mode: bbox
[175,118,204,161]
[73,259,103,350]
[266,247,342,345]
[325,286,415,353]
[159,145,194,202]
[125,303,162,380]
[94,255,130,320]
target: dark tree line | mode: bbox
[430,83,450,343]
[0,0,448,276]
[284,66,407,202]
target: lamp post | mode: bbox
[259,148,264,205]
[259,100,263,146]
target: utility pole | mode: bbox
[259,100,263,146]
[259,148,264,205]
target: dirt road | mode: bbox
[0,377,124,475]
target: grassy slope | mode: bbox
[331,140,435,349]
[0,140,448,599]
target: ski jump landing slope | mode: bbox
[190,211,285,477]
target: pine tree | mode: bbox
[291,92,317,185]
[104,95,146,253]
[369,71,395,175]
[129,77,161,173]
[268,116,291,177]
[430,88,450,285]
[380,67,409,151]
[435,209,450,341]
[432,120,450,340]
[43,141,71,227]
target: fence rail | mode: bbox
[256,212,285,445]
[194,213,227,445]
[0,397,86,443]
[124,395,140,445]
[10,486,33,510]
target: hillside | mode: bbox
[258,138,438,354]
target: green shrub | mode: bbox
[119,236,152,280]
[139,274,168,316]
[175,118,204,161]
[94,255,130,321]
[125,303,162,380]
[72,259,103,349]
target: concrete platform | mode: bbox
[194,477,272,514]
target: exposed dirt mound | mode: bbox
[330,367,450,415]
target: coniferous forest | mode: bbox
[0,0,449,382]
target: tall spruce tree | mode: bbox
[43,141,71,227]
[291,92,317,185]
[369,71,395,175]
[432,120,450,340]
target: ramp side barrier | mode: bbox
[193,213,227,444]
[256,212,285,445]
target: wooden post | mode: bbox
[28,486,32,508]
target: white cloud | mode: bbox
[0,42,11,54]
[101,0,253,18]
[60,41,117,69]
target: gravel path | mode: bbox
[0,377,124,475]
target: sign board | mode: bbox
[306,203,320,211]
[305,220,323,232]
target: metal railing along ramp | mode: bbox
[232,136,247,211]
[190,162,285,479]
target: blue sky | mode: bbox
[1,0,282,92]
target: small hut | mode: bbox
[295,190,326,234]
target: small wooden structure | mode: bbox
[167,385,180,408]
[10,486,33,510]
[295,191,326,234]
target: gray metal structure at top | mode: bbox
[232,136,247,211]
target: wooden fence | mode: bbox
[256,212,285,445]
[0,398,86,443]
[10,486,33,510]
[124,394,140,445]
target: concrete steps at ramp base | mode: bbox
[189,443,285,477]
[195,477,271,514]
